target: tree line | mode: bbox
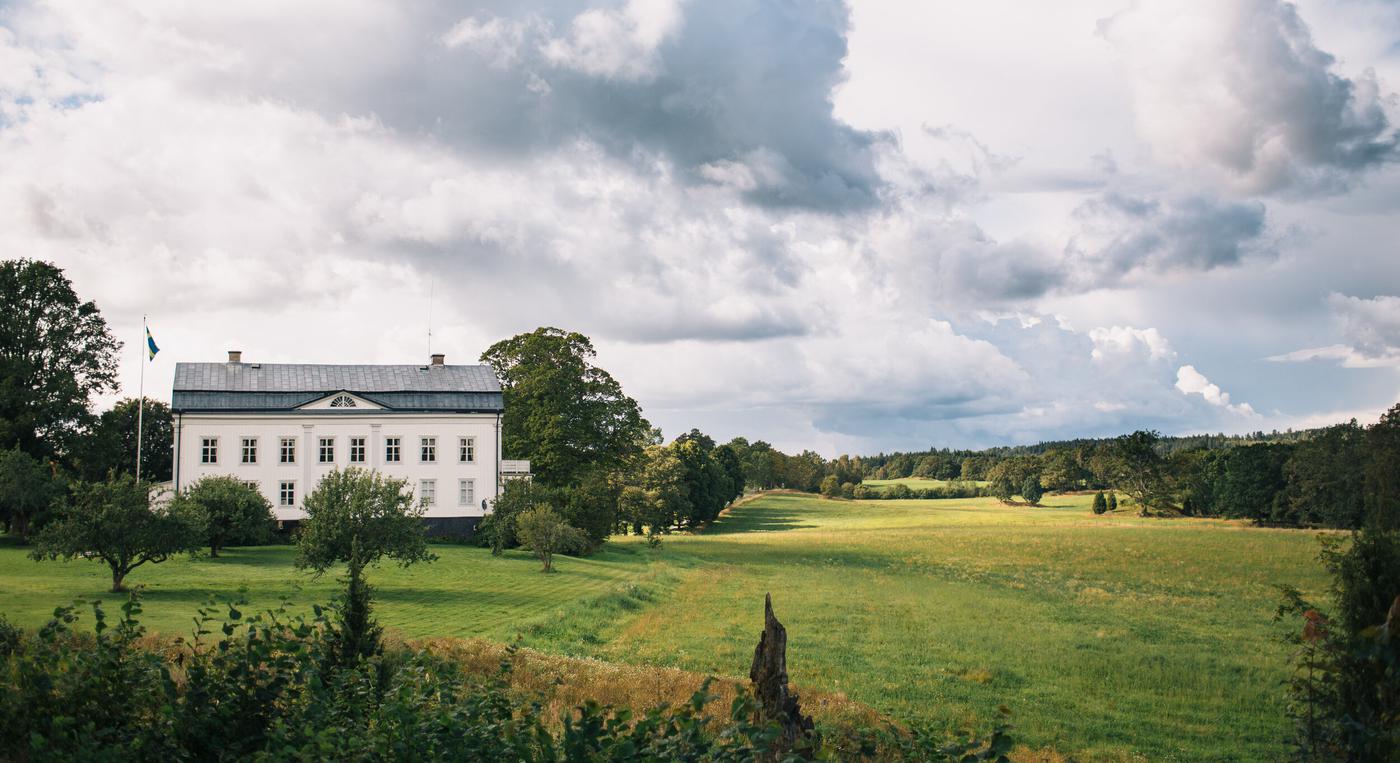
[800,416,1400,530]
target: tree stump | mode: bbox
[749,593,815,754]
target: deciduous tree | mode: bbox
[295,468,435,578]
[1107,431,1175,515]
[30,475,199,592]
[0,447,63,542]
[481,327,649,488]
[73,399,174,483]
[177,475,275,557]
[0,260,121,461]
[295,468,436,665]
[1020,476,1044,506]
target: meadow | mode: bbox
[860,476,990,490]
[0,493,1331,760]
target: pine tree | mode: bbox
[1107,492,1118,512]
[1092,491,1108,515]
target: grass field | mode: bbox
[0,537,651,641]
[0,493,1330,760]
[861,476,990,490]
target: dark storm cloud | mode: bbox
[218,0,889,213]
[1069,192,1271,280]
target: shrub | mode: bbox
[885,483,913,500]
[176,474,276,556]
[820,474,841,498]
[0,613,19,656]
[1278,512,1400,760]
[515,505,589,572]
[1092,491,1108,515]
[0,587,1015,762]
[1107,492,1118,512]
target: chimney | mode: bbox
[228,350,242,363]
[430,353,445,366]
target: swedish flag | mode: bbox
[146,326,160,361]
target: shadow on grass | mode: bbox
[702,509,817,535]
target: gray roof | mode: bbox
[171,363,503,413]
[174,363,500,393]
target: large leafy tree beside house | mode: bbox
[482,328,652,544]
[0,260,121,462]
[482,327,651,487]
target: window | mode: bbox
[458,479,475,506]
[280,437,296,464]
[201,437,218,464]
[279,481,296,507]
[419,479,436,506]
[319,437,335,463]
[420,437,437,463]
[241,437,257,465]
[330,394,357,408]
[459,437,476,463]
[385,437,401,463]
[349,437,366,464]
[243,480,260,494]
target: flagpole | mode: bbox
[136,315,145,482]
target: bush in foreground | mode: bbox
[0,593,1013,762]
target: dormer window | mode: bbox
[330,394,357,408]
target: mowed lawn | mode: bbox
[0,538,652,641]
[1,493,1331,760]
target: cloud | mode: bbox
[433,0,890,211]
[1175,365,1259,416]
[1100,0,1399,194]
[0,0,1392,454]
[1066,192,1272,283]
[1089,326,1175,362]
[1270,292,1400,367]
[540,0,685,81]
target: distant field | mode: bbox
[861,476,990,489]
[0,493,1330,760]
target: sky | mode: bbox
[2,0,1399,455]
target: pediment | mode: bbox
[298,391,383,410]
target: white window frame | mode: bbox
[201,436,219,465]
[280,437,297,464]
[349,436,366,464]
[241,437,257,465]
[279,480,296,507]
[385,436,401,463]
[459,436,476,464]
[318,436,335,464]
[419,479,436,506]
[458,478,475,506]
[420,436,437,463]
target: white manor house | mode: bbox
[171,351,528,536]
